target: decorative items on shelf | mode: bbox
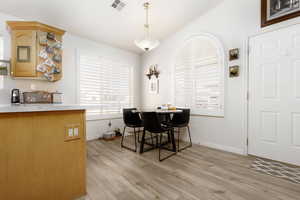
[36,30,63,82]
[146,64,160,79]
[0,60,10,75]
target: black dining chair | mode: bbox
[140,112,177,161]
[121,108,143,152]
[168,108,192,152]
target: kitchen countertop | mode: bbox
[0,104,89,113]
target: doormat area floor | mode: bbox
[251,158,300,184]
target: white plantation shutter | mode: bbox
[174,35,224,117]
[0,36,3,59]
[79,54,133,115]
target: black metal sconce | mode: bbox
[146,65,160,79]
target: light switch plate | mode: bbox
[74,128,79,136]
[68,128,73,137]
[64,124,81,142]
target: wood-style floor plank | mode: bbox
[86,139,300,200]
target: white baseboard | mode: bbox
[199,142,245,155]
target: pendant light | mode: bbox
[134,2,160,52]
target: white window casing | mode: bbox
[174,34,225,117]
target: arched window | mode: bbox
[174,34,225,117]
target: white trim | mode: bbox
[245,21,300,156]
[199,142,245,155]
[86,114,122,121]
[75,48,80,104]
[242,37,250,155]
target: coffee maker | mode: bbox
[11,89,20,104]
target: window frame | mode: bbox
[76,49,134,118]
[173,33,226,117]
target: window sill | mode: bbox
[86,114,122,121]
[191,110,224,118]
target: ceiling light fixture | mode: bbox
[134,2,160,52]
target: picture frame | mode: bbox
[149,78,159,94]
[261,0,300,27]
[17,46,31,62]
[229,48,239,61]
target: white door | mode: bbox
[249,24,300,166]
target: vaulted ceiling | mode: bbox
[0,0,223,53]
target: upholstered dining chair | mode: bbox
[121,108,143,152]
[140,112,177,161]
[168,108,192,152]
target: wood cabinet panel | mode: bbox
[0,111,86,200]
[11,30,37,77]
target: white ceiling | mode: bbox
[0,0,223,54]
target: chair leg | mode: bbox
[188,125,192,147]
[121,126,126,147]
[134,128,137,152]
[159,133,163,161]
[150,132,154,146]
[159,130,177,162]
[121,126,137,152]
[171,129,177,152]
[178,126,192,152]
[139,129,146,154]
[177,128,180,152]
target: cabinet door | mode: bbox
[11,30,37,77]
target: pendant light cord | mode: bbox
[144,2,150,37]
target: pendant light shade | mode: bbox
[134,37,160,52]
[135,2,159,52]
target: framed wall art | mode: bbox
[229,48,239,61]
[262,0,300,27]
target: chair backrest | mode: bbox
[171,108,190,126]
[123,108,142,126]
[141,112,163,133]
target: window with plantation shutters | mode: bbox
[174,35,224,117]
[79,53,133,115]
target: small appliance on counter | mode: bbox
[11,89,20,104]
[22,91,63,104]
[51,92,63,104]
[23,91,52,104]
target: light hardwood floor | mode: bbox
[85,138,300,200]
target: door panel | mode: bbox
[293,60,300,99]
[292,113,300,146]
[261,63,280,99]
[249,24,300,166]
[260,111,279,143]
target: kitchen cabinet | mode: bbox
[7,21,65,82]
[0,109,86,200]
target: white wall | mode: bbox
[141,0,300,154]
[0,12,141,140]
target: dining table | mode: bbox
[132,109,183,154]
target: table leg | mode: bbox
[170,129,177,152]
[139,129,146,154]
